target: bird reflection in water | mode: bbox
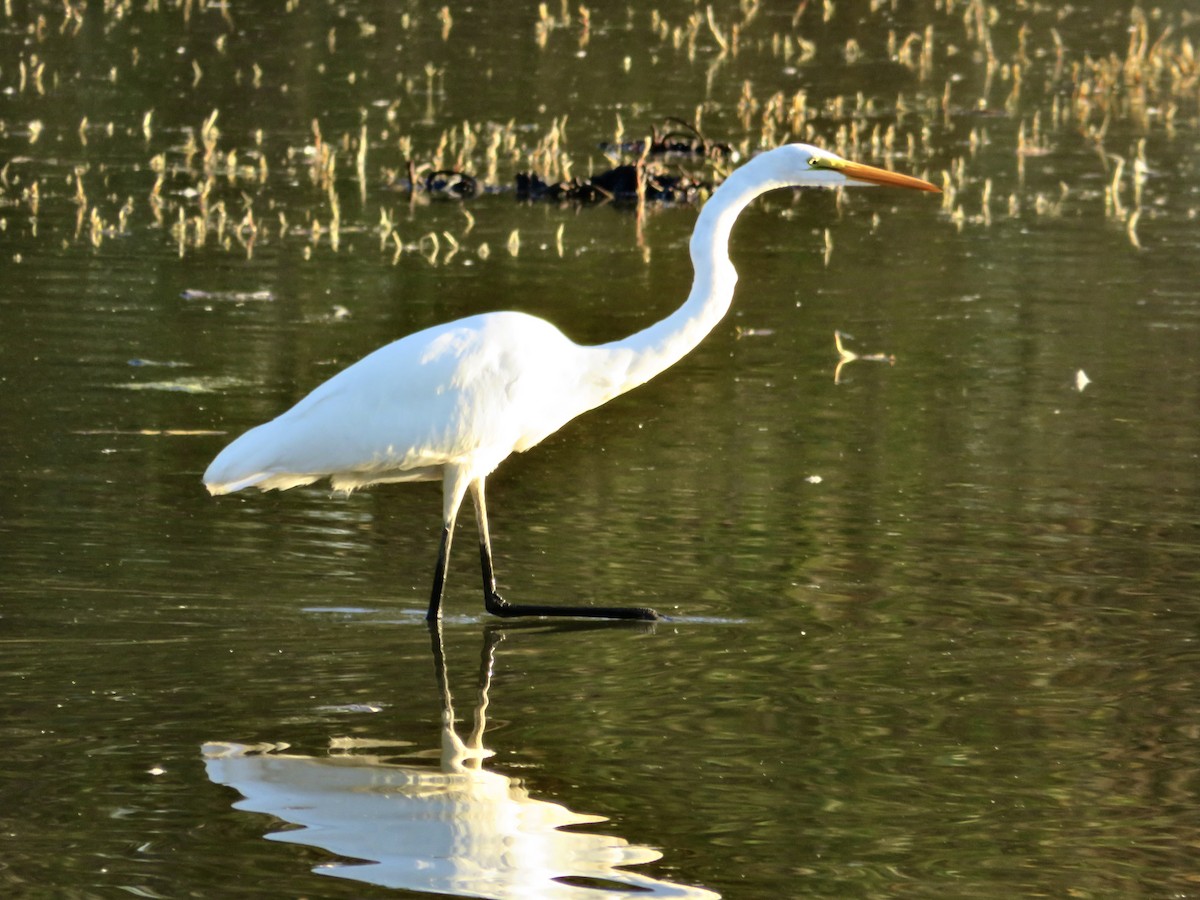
[203,625,719,899]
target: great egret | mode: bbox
[204,143,938,621]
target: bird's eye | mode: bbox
[810,156,845,173]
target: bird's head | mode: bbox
[771,143,941,193]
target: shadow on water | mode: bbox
[203,622,720,899]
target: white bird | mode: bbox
[204,143,938,621]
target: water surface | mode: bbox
[2,1,1199,897]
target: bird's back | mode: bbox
[204,312,609,495]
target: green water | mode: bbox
[2,1,1199,897]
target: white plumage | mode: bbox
[206,313,600,493]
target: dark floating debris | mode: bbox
[600,117,734,160]
[389,162,480,199]
[421,169,477,199]
[517,164,710,205]
[388,119,728,206]
[517,118,728,204]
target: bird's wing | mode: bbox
[204,313,577,494]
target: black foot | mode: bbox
[484,590,659,621]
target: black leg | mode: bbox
[471,479,661,622]
[426,524,453,622]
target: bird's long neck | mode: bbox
[593,152,794,396]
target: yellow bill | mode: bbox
[821,157,941,192]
